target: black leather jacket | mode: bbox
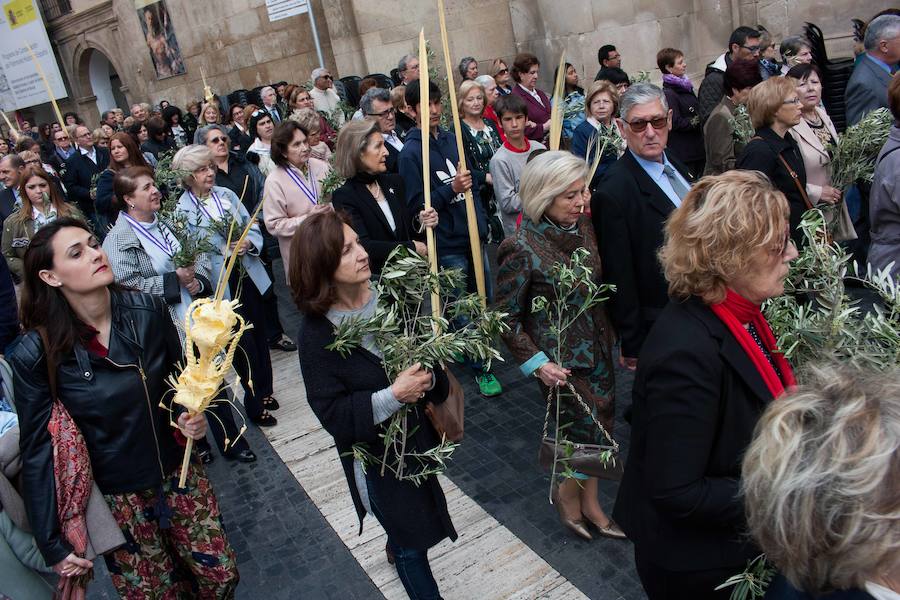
[9,290,185,564]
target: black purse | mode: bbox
[538,382,622,482]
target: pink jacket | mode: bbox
[262,157,330,275]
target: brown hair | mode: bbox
[511,52,539,83]
[289,210,353,315]
[747,76,797,130]
[889,75,900,121]
[17,166,76,221]
[108,132,150,171]
[583,80,619,118]
[358,77,379,98]
[113,166,155,213]
[656,48,683,74]
[289,87,311,109]
[659,170,789,304]
[271,120,309,168]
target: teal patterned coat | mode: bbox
[496,215,615,434]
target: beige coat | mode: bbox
[790,107,839,204]
[262,158,330,275]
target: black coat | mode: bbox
[613,296,771,573]
[297,311,457,550]
[331,173,421,276]
[141,137,176,160]
[62,147,110,216]
[590,150,692,358]
[8,290,186,565]
[663,82,705,164]
[384,139,402,174]
[737,127,809,243]
[764,576,877,600]
[0,188,16,223]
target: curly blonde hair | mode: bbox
[659,170,788,304]
[742,365,900,594]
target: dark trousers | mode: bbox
[438,249,492,376]
[367,475,442,600]
[196,398,251,457]
[229,270,274,419]
[634,549,737,600]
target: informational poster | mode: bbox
[135,0,185,79]
[266,0,308,22]
[0,0,67,111]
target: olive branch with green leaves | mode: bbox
[326,246,509,485]
[529,247,617,492]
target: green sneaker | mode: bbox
[476,372,503,397]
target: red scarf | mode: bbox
[710,289,796,398]
[503,138,531,153]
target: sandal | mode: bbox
[262,396,280,411]
[250,410,278,427]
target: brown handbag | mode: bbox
[538,382,621,481]
[423,369,464,442]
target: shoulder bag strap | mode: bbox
[751,136,813,210]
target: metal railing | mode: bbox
[39,0,72,21]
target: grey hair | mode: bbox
[333,119,381,179]
[398,54,416,73]
[260,85,275,98]
[519,151,587,223]
[195,124,228,145]
[311,67,329,81]
[171,144,214,187]
[458,57,477,80]
[475,75,496,88]
[743,365,900,594]
[360,87,391,116]
[779,35,810,60]
[618,83,668,119]
[864,14,900,51]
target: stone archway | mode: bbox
[76,47,127,117]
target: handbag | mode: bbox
[538,382,621,481]
[423,369,464,442]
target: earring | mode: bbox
[128,204,135,209]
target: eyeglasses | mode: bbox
[622,116,668,132]
[208,136,228,144]
[782,97,802,105]
[366,108,395,118]
[741,44,761,53]
[56,136,70,141]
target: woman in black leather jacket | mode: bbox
[8,217,239,598]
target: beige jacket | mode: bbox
[790,107,839,204]
[262,158,330,275]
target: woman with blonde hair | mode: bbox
[495,151,622,542]
[491,58,512,95]
[743,366,900,599]
[737,76,807,243]
[288,87,337,149]
[458,80,503,241]
[193,101,222,143]
[613,170,799,599]
[1,166,84,280]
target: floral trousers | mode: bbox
[102,462,239,599]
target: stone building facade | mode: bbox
[33,0,895,127]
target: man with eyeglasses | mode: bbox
[46,126,76,176]
[361,87,404,173]
[0,154,25,222]
[595,44,623,82]
[397,54,420,85]
[259,85,282,124]
[698,26,761,123]
[591,83,693,372]
[310,67,345,127]
[62,125,110,224]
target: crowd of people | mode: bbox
[0,9,898,600]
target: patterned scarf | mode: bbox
[49,400,94,598]
[710,289,796,398]
[662,73,694,93]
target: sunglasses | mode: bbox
[319,74,333,80]
[495,68,509,75]
[622,116,668,133]
[208,136,228,144]
[366,108,395,118]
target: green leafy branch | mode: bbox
[728,104,754,147]
[328,246,510,483]
[829,107,891,191]
[716,554,776,600]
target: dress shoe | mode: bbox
[225,449,257,463]
[385,542,395,565]
[250,410,277,427]
[262,396,280,411]
[552,488,592,541]
[269,336,297,352]
[583,515,627,539]
[197,447,214,464]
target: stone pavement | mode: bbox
[87,341,643,599]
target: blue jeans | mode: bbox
[366,477,442,600]
[439,249,493,375]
